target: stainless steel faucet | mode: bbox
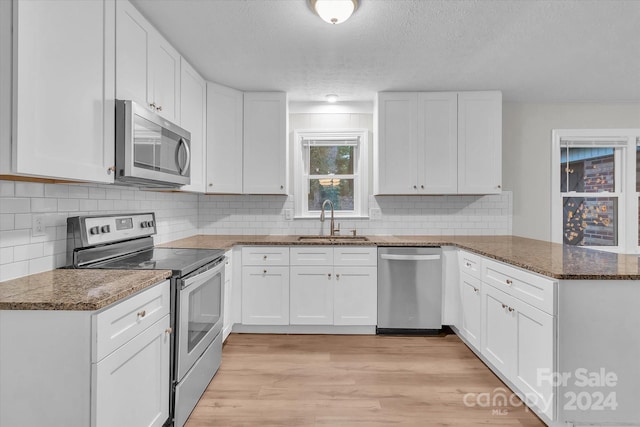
[320,199,340,236]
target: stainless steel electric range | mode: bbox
[67,212,224,427]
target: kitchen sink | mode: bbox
[297,235,370,242]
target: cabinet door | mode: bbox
[459,272,482,349]
[333,266,377,325]
[13,0,115,183]
[290,266,333,325]
[222,251,233,341]
[243,92,288,194]
[481,285,516,376]
[374,92,418,194]
[179,58,206,193]
[93,315,170,427]
[417,92,458,194]
[241,266,289,325]
[457,91,502,194]
[150,35,181,123]
[206,82,243,193]
[115,0,150,109]
[513,300,555,420]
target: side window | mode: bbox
[552,129,640,253]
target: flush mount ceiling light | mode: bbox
[310,0,358,25]
[325,94,339,103]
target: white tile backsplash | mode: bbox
[0,180,199,281]
[0,178,512,282]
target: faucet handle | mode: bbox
[351,228,357,237]
[333,222,341,235]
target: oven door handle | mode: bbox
[180,257,225,290]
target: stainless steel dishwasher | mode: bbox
[377,247,442,334]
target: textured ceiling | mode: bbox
[131,0,640,103]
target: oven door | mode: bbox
[176,258,224,381]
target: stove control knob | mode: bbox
[148,220,154,228]
[101,225,111,233]
[141,221,149,228]
[89,226,100,235]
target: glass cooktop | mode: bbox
[91,247,225,276]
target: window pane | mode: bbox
[563,197,617,246]
[308,178,354,211]
[560,147,614,193]
[310,146,354,175]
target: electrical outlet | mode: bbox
[369,208,381,220]
[32,214,46,237]
[284,209,293,221]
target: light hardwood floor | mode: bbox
[186,333,546,427]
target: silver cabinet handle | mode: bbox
[328,273,332,279]
[156,105,162,112]
[263,255,267,260]
[149,102,156,109]
[501,304,507,309]
[336,273,340,280]
[165,327,173,334]
[465,262,472,267]
[137,310,146,318]
[506,279,513,285]
[473,287,479,293]
[263,269,267,274]
[508,307,514,312]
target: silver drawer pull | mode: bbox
[328,273,332,279]
[137,310,146,318]
[501,304,507,309]
[465,262,472,267]
[263,255,267,260]
[336,274,340,280]
[473,287,479,293]
[263,269,267,274]
[165,327,173,334]
[508,307,514,312]
[506,279,513,285]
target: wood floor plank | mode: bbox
[185,333,546,427]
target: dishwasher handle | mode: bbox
[379,254,441,261]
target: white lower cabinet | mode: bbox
[94,314,170,427]
[241,265,290,325]
[222,250,233,341]
[241,246,377,328]
[459,272,482,349]
[333,266,377,325]
[290,266,334,325]
[481,283,554,420]
[0,280,170,427]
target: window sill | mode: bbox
[293,215,370,220]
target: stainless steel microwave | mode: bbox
[115,100,191,188]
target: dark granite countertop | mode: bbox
[160,234,640,280]
[0,269,172,311]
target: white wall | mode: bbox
[503,102,640,241]
[0,180,199,282]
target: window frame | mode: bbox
[551,129,640,254]
[293,129,369,219]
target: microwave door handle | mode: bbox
[176,138,190,176]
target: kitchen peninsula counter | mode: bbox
[161,234,640,280]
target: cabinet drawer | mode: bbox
[93,280,170,362]
[482,259,556,315]
[241,246,289,266]
[290,246,333,266]
[334,247,377,266]
[458,250,482,278]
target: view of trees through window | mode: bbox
[308,145,355,211]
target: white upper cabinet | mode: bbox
[374,92,418,194]
[116,0,180,123]
[206,82,243,193]
[457,91,502,194]
[179,58,206,193]
[243,92,288,195]
[418,92,458,194]
[375,91,501,195]
[3,0,115,183]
